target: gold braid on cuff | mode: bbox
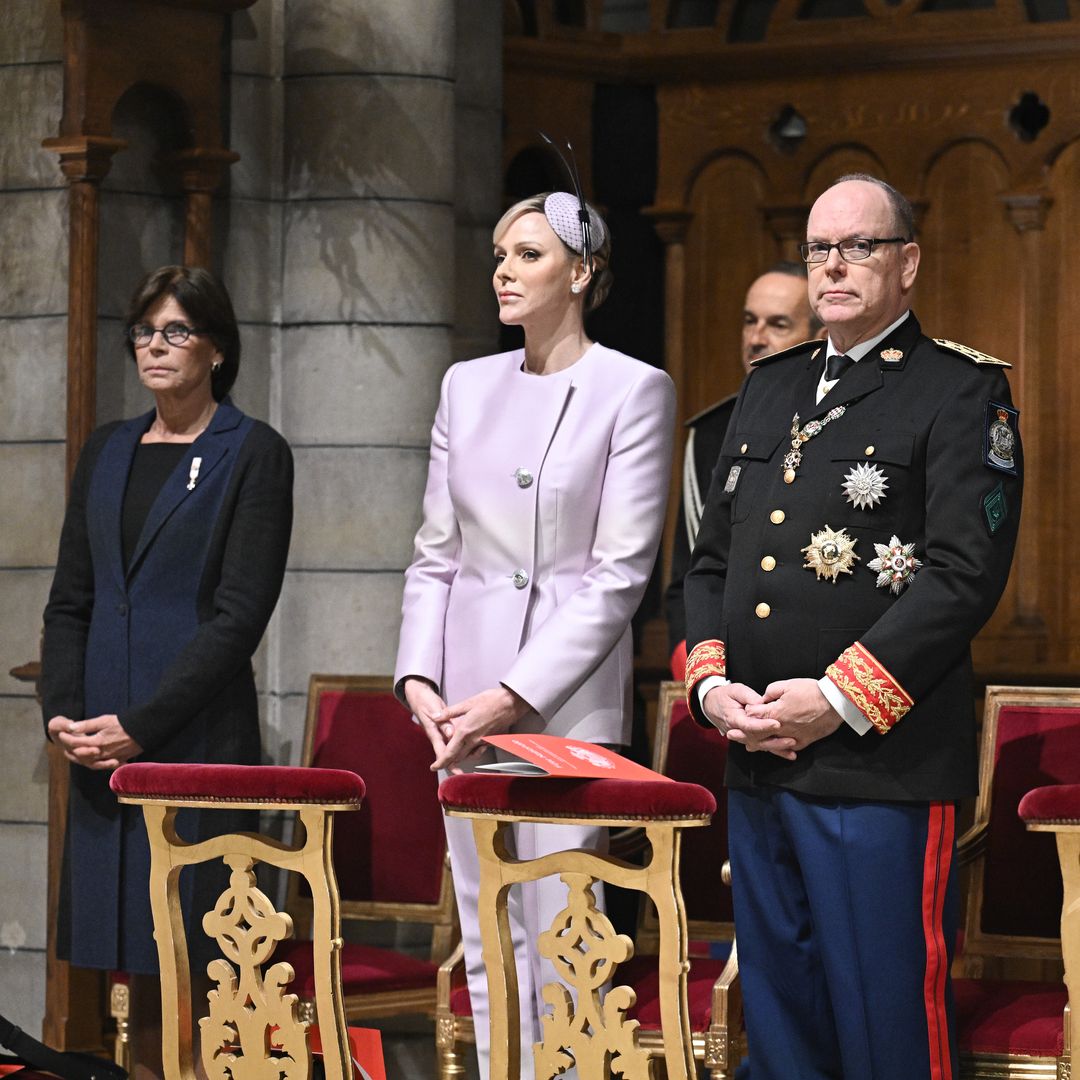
[685,640,727,709]
[826,641,913,734]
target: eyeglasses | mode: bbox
[128,322,207,347]
[800,237,908,264]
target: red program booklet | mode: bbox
[478,734,673,782]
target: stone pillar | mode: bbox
[0,0,67,1040]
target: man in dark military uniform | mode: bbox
[684,175,1022,1080]
[665,263,824,676]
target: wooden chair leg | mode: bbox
[436,1018,469,1080]
[109,975,131,1071]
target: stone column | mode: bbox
[267,0,461,753]
[0,0,67,1040]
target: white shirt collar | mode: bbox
[816,311,910,403]
[825,310,911,365]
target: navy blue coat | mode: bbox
[42,402,293,973]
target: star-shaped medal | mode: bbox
[802,525,860,584]
[867,535,923,595]
[842,462,889,510]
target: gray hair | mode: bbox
[826,174,916,241]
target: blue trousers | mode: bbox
[728,786,959,1080]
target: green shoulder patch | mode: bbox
[934,338,1011,368]
[749,340,823,368]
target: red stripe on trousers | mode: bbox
[922,801,955,1080]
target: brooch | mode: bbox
[842,462,889,510]
[867,535,923,595]
[802,525,860,584]
[782,406,847,484]
[187,456,203,491]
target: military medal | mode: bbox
[802,525,860,583]
[867,535,922,595]
[724,465,741,493]
[783,406,847,483]
[842,462,889,510]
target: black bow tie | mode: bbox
[825,353,854,382]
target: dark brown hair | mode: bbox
[124,265,241,401]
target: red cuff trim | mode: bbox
[826,641,913,734]
[685,640,726,708]
[670,640,688,682]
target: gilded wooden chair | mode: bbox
[1018,783,1080,1079]
[952,685,1080,1078]
[438,764,716,1080]
[273,675,457,1027]
[110,761,364,1080]
[434,680,743,1080]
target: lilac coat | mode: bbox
[395,343,675,746]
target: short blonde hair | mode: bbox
[492,193,614,312]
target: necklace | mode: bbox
[782,406,846,483]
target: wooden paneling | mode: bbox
[504,5,1080,680]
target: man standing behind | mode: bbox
[666,263,825,677]
[684,175,1022,1079]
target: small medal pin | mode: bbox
[187,456,203,491]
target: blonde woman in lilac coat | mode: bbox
[395,192,675,1079]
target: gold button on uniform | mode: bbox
[740,442,748,454]
[760,555,776,571]
[865,445,875,456]
[755,602,771,619]
[770,510,786,524]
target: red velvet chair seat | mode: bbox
[1018,783,1080,823]
[438,774,716,820]
[954,977,1067,1057]
[111,762,365,806]
[275,940,439,998]
[622,952,733,1032]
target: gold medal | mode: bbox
[802,525,860,584]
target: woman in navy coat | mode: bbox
[41,266,293,1062]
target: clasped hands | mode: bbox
[403,678,531,774]
[47,714,143,770]
[701,678,844,760]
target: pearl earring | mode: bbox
[212,361,222,372]
[571,283,583,294]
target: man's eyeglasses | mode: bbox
[800,237,908,264]
[128,322,207,347]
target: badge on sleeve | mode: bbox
[982,481,1008,535]
[984,400,1019,475]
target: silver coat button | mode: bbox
[511,569,529,589]
[514,467,534,488]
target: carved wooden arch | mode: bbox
[39,0,255,1052]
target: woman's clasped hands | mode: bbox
[403,678,530,773]
[47,714,143,770]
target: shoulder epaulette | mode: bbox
[749,340,823,367]
[933,338,1011,368]
[684,392,738,428]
